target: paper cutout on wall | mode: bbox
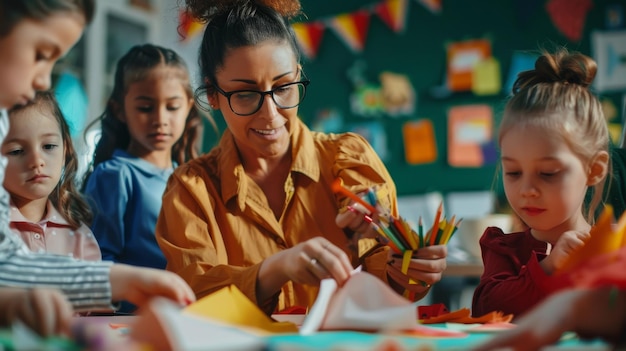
[416,0,442,14]
[504,52,538,95]
[403,119,437,165]
[346,121,389,161]
[311,108,344,133]
[380,71,416,116]
[446,39,491,92]
[374,0,410,33]
[471,57,501,96]
[350,84,385,117]
[328,10,371,53]
[447,105,494,168]
[292,21,326,60]
[546,0,592,42]
[592,30,626,92]
[178,9,205,41]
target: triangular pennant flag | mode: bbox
[328,10,371,53]
[178,9,205,41]
[292,21,326,60]
[546,0,593,42]
[374,0,410,33]
[416,0,441,14]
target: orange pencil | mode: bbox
[331,178,377,214]
[429,202,443,246]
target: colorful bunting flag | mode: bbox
[292,21,326,59]
[374,0,410,33]
[178,9,205,41]
[328,10,371,53]
[546,0,593,42]
[416,0,442,14]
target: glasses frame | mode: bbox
[213,75,310,116]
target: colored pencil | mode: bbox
[331,178,377,214]
[429,202,443,246]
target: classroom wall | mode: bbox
[292,0,624,197]
[156,0,625,197]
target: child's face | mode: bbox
[2,109,64,207]
[121,66,193,163]
[500,124,590,239]
[0,13,85,109]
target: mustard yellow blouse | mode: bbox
[156,119,398,314]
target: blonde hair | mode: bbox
[498,49,609,223]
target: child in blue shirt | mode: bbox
[83,44,203,271]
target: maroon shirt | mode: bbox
[472,226,551,318]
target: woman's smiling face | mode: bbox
[210,41,300,162]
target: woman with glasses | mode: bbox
[156,0,447,314]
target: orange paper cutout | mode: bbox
[447,105,493,167]
[447,39,491,92]
[402,119,437,165]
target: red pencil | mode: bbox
[429,202,443,246]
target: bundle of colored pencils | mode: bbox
[332,179,462,254]
[332,178,462,298]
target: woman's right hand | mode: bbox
[259,236,353,300]
[283,237,353,286]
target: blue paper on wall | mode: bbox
[504,52,538,95]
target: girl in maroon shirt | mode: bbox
[471,49,610,318]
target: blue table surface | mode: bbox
[265,325,609,350]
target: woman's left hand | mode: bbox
[387,245,447,292]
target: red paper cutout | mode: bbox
[546,0,593,42]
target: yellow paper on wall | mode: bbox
[402,119,437,165]
[472,57,501,96]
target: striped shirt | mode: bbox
[0,109,114,311]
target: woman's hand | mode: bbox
[0,287,73,337]
[387,245,447,292]
[257,237,353,303]
[284,237,353,286]
[335,204,379,239]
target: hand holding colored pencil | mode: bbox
[332,178,461,254]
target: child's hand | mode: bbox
[109,264,196,308]
[0,287,72,337]
[542,230,590,274]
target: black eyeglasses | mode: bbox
[214,77,310,116]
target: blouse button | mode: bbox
[68,231,74,236]
[33,233,41,240]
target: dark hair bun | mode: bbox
[184,0,301,23]
[513,50,597,93]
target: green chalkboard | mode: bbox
[201,0,624,197]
